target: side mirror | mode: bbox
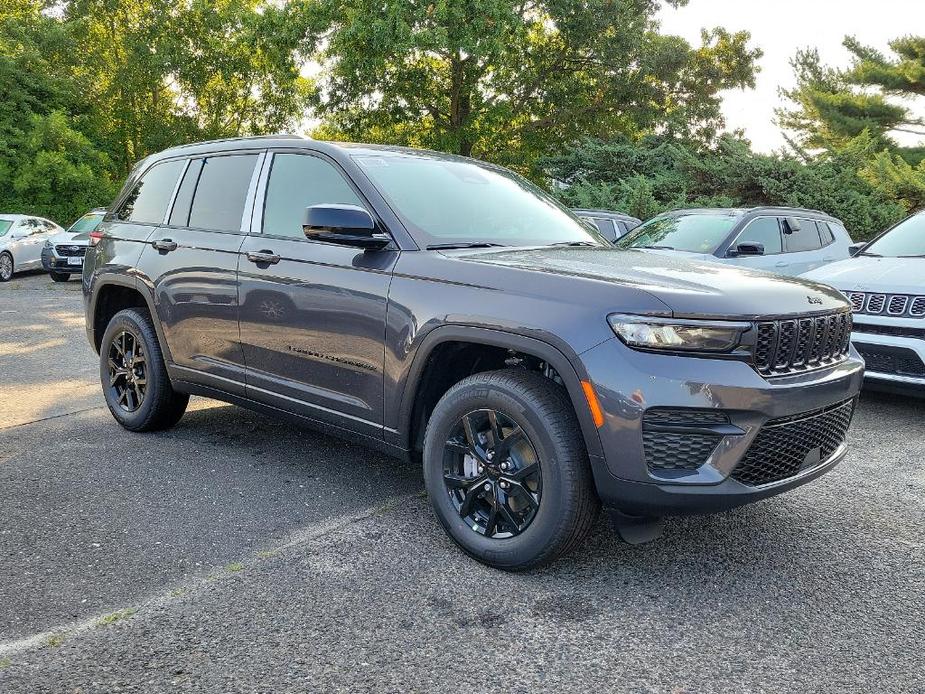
[303,204,390,250]
[783,217,802,234]
[848,242,865,257]
[730,242,765,257]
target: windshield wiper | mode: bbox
[426,242,506,250]
[898,254,925,258]
[857,251,882,257]
[639,244,674,250]
[548,241,597,247]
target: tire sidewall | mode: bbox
[423,377,574,569]
[99,310,165,430]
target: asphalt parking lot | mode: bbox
[1,272,923,693]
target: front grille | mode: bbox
[55,245,87,257]
[845,291,925,319]
[731,399,855,486]
[855,344,925,377]
[753,311,852,376]
[642,409,727,471]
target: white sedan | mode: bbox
[0,214,65,282]
[802,211,925,398]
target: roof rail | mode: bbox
[167,133,309,151]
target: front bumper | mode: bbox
[41,247,85,274]
[851,328,925,398]
[580,337,865,516]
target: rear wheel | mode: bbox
[0,252,13,282]
[50,272,70,282]
[423,369,599,571]
[100,308,189,432]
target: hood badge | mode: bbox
[807,296,823,305]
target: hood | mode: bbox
[801,256,924,295]
[48,231,91,245]
[454,246,849,319]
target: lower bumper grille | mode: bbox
[731,399,855,487]
[856,344,925,377]
[642,409,728,471]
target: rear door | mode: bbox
[140,151,263,394]
[782,218,826,275]
[238,150,398,436]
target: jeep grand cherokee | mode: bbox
[83,136,864,570]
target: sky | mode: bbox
[657,0,925,152]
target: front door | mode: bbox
[238,151,397,436]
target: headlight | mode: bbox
[44,240,53,249]
[608,314,750,353]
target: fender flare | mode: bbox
[87,272,173,364]
[392,325,604,458]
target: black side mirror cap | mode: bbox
[730,242,765,257]
[848,242,865,257]
[303,204,390,250]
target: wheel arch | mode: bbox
[393,325,604,459]
[89,275,172,363]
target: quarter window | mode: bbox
[188,155,259,232]
[818,221,835,246]
[735,217,782,254]
[262,153,364,239]
[116,159,185,224]
[784,219,823,252]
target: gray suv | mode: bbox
[83,137,864,570]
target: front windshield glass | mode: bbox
[864,213,925,257]
[353,153,604,248]
[616,213,740,253]
[67,213,104,234]
[0,220,12,237]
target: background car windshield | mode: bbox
[0,220,12,237]
[616,214,739,253]
[67,213,104,233]
[865,214,925,257]
[353,153,603,247]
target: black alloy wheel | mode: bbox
[107,330,148,412]
[443,409,543,538]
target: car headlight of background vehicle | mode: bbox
[607,314,751,353]
[44,240,53,250]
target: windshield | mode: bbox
[864,213,925,257]
[0,220,12,238]
[67,213,104,234]
[616,213,740,253]
[353,153,604,248]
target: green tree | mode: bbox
[298,0,760,173]
[779,37,925,164]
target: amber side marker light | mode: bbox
[581,380,605,429]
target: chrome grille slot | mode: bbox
[888,296,908,315]
[866,294,886,313]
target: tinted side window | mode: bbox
[168,159,203,227]
[590,218,616,241]
[784,219,823,252]
[116,159,185,224]
[188,155,259,232]
[262,153,364,239]
[736,217,782,254]
[818,221,835,246]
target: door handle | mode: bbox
[246,250,281,265]
[152,239,178,252]
[775,261,788,268]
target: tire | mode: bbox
[423,369,599,571]
[0,252,13,282]
[99,308,189,432]
[50,272,70,282]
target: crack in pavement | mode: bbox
[0,406,106,432]
[0,492,419,658]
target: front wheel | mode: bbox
[50,272,70,282]
[99,308,189,432]
[0,252,13,282]
[423,369,599,571]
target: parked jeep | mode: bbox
[83,137,864,570]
